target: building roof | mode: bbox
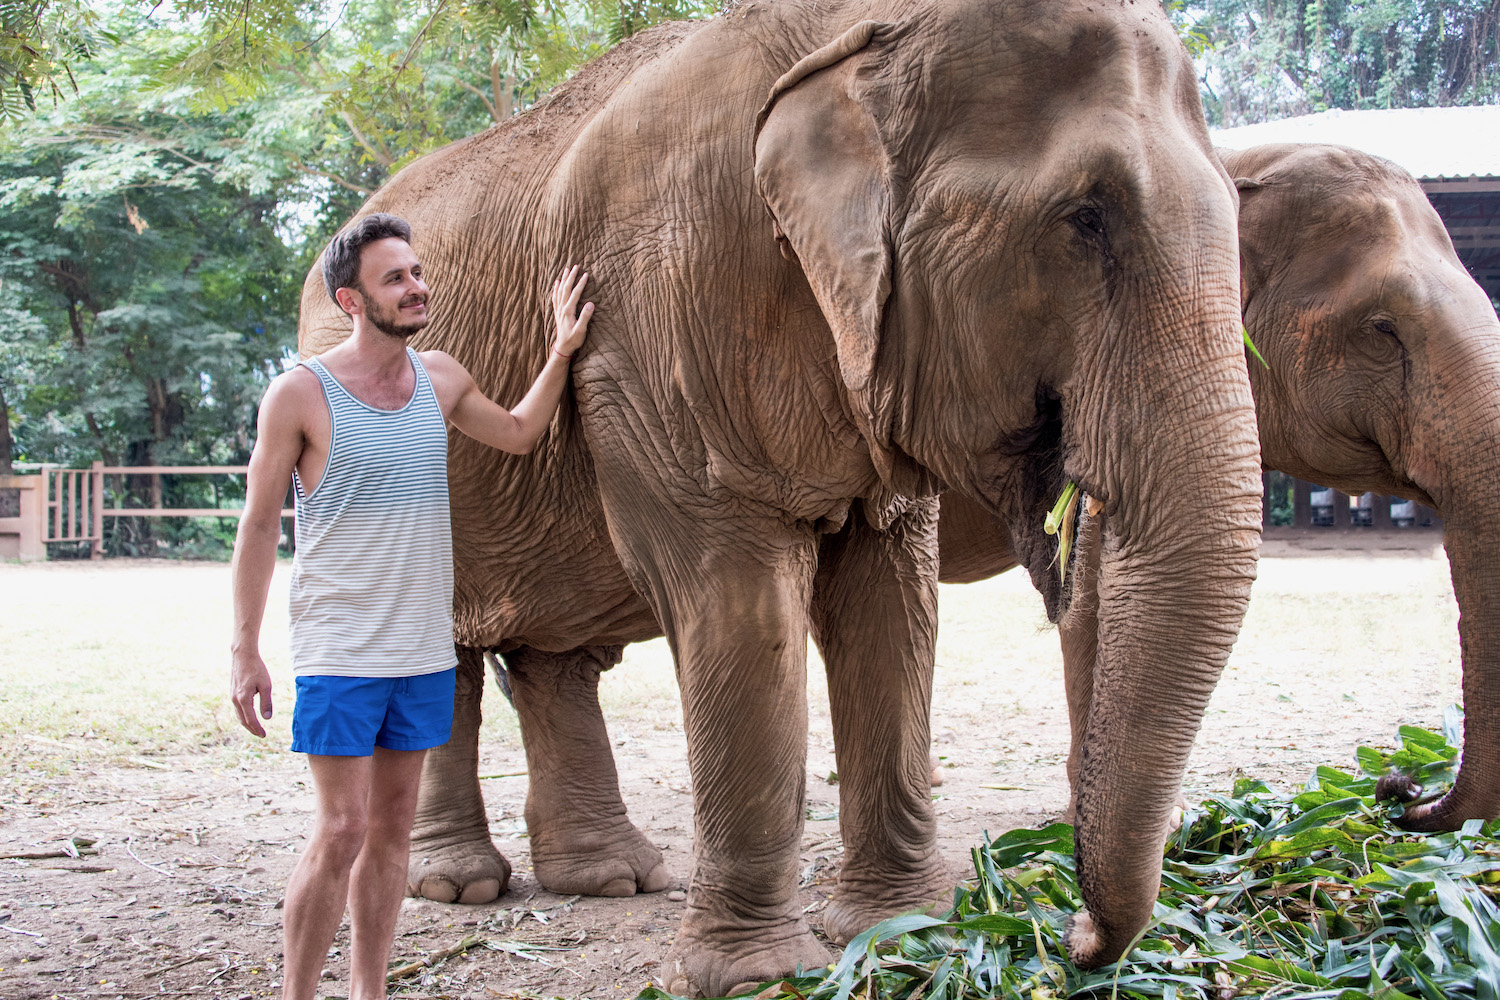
[1211,106,1500,182]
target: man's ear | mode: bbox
[335,285,361,316]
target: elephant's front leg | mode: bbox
[499,645,668,896]
[811,498,950,945]
[407,644,511,903]
[603,509,828,997]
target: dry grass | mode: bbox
[0,542,1462,789]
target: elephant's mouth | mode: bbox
[983,386,1085,622]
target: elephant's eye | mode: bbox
[1071,206,1106,238]
[1372,318,1398,338]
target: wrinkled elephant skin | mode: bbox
[299,1,1261,991]
[938,142,1500,833]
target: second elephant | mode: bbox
[943,142,1500,831]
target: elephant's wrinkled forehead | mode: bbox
[899,1,1203,158]
[1241,148,1458,280]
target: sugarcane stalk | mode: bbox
[1243,327,1269,370]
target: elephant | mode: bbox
[297,1,1264,992]
[940,142,1500,832]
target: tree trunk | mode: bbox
[0,381,14,520]
[0,380,12,477]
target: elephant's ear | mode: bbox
[753,20,905,393]
[1232,176,1270,311]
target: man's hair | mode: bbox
[321,213,414,312]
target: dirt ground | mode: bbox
[0,528,1463,999]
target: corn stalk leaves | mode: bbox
[639,714,1499,1000]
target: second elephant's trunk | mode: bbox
[1395,520,1500,830]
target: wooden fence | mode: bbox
[0,463,292,562]
[0,465,1442,563]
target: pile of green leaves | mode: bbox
[643,710,1500,1000]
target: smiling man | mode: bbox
[228,213,593,1000]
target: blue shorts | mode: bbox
[290,669,456,756]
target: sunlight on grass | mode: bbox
[0,548,1461,781]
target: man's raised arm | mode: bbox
[427,265,594,454]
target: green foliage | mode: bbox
[640,711,1500,1000]
[0,1,112,121]
[1193,0,1500,126]
[1,0,719,555]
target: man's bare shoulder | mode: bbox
[417,350,478,414]
[259,365,324,424]
[417,349,468,382]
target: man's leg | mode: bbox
[347,747,428,1000]
[282,754,374,1000]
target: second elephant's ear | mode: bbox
[753,20,905,392]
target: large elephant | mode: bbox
[298,1,1263,992]
[942,142,1500,831]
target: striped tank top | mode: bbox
[288,347,457,677]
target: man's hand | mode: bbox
[551,264,594,358]
[230,651,274,737]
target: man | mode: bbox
[229,212,593,1000]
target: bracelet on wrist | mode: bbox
[552,345,574,361]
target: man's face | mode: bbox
[346,237,430,339]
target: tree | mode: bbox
[1194,0,1500,126]
[1,0,719,553]
[0,1,108,121]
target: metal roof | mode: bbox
[1211,106,1500,182]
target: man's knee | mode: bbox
[312,810,370,867]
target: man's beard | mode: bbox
[364,292,429,339]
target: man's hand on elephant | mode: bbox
[231,653,273,738]
[551,264,594,358]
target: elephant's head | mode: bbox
[755,1,1263,967]
[1225,142,1500,830]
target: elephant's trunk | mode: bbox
[1390,290,1500,831]
[1062,318,1263,967]
[1394,517,1500,829]
[1400,528,1500,828]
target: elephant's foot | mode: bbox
[407,835,512,904]
[821,863,952,945]
[530,820,669,897]
[661,907,831,998]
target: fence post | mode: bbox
[0,475,47,562]
[1293,479,1312,529]
[1332,490,1352,529]
[91,460,104,559]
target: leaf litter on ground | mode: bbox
[637,706,1499,1000]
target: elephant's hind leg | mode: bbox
[500,644,669,897]
[812,498,950,945]
[407,644,511,904]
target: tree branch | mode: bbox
[455,77,499,122]
[337,111,394,167]
[289,159,373,195]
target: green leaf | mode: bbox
[1243,326,1270,369]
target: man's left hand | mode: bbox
[551,265,594,358]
